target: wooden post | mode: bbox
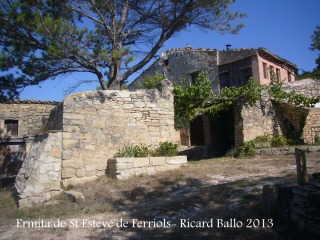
[295,148,308,185]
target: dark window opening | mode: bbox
[276,68,281,81]
[164,59,169,67]
[5,120,18,136]
[287,71,292,82]
[190,72,199,85]
[190,116,205,145]
[263,62,268,79]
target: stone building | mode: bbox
[129,46,297,91]
[129,46,320,157]
[0,100,59,177]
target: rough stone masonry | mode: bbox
[15,80,180,207]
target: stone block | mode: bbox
[166,165,180,170]
[150,157,166,166]
[85,164,96,172]
[50,148,61,158]
[75,168,86,177]
[123,103,134,109]
[155,166,168,172]
[166,156,187,165]
[63,139,79,150]
[117,163,128,170]
[134,157,150,168]
[92,119,106,128]
[40,163,53,174]
[134,102,146,108]
[115,158,135,163]
[61,169,75,179]
[50,182,62,191]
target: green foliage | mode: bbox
[0,0,245,99]
[315,133,320,145]
[254,134,271,143]
[174,71,214,125]
[310,25,320,70]
[270,136,288,147]
[153,142,178,157]
[137,72,164,89]
[114,142,178,158]
[234,141,256,158]
[269,79,320,107]
[114,144,150,158]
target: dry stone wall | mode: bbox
[60,80,178,186]
[282,79,320,98]
[234,92,318,147]
[15,132,62,208]
[0,101,58,139]
[302,108,320,144]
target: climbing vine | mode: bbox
[173,72,320,129]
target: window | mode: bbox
[276,68,281,81]
[5,120,18,136]
[190,71,199,85]
[262,62,268,79]
[287,71,292,82]
[269,66,274,79]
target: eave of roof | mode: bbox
[258,48,297,70]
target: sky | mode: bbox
[19,0,320,102]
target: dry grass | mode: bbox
[0,152,319,239]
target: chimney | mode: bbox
[226,44,232,50]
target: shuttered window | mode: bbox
[5,120,18,136]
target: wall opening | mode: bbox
[190,116,205,146]
[209,109,234,157]
[5,120,18,136]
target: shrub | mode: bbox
[254,134,271,143]
[270,136,288,147]
[234,140,256,158]
[114,144,150,158]
[315,133,320,145]
[153,142,178,157]
[114,142,178,158]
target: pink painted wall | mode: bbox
[253,54,296,85]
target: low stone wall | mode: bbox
[15,132,62,208]
[262,184,320,237]
[303,108,320,144]
[107,156,187,180]
[290,185,320,236]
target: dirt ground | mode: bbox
[0,151,319,240]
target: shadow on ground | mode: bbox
[87,174,317,240]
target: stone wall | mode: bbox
[108,156,187,180]
[0,100,59,139]
[282,79,320,98]
[60,80,178,186]
[290,185,320,236]
[234,92,317,147]
[129,47,219,94]
[15,132,62,208]
[302,108,320,144]
[234,92,277,147]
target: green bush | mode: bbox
[254,134,271,143]
[270,136,288,147]
[153,142,178,157]
[114,144,150,158]
[234,140,256,158]
[315,133,320,145]
[114,142,178,158]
